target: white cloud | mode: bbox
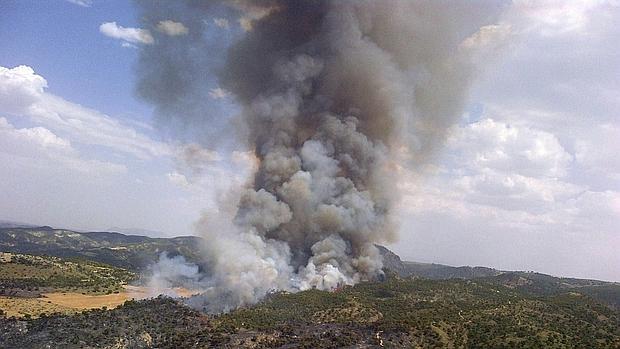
[448,0,620,281]
[574,123,620,181]
[167,171,190,188]
[512,0,602,36]
[66,0,92,7]
[0,65,169,160]
[0,68,235,239]
[121,42,138,49]
[0,117,70,153]
[456,170,582,214]
[396,161,619,281]
[474,2,620,130]
[448,118,573,178]
[0,117,125,175]
[0,65,47,115]
[394,111,619,279]
[156,20,189,36]
[208,87,229,99]
[99,22,154,45]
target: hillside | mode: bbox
[377,245,501,280]
[1,225,619,348]
[0,227,203,271]
[1,276,619,348]
[0,252,135,296]
[377,245,620,311]
[0,251,142,319]
[0,227,536,279]
[2,226,619,310]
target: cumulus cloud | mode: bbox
[0,65,47,114]
[447,118,573,178]
[0,117,71,153]
[99,22,154,45]
[394,2,620,282]
[0,65,169,160]
[156,20,189,36]
[403,117,581,217]
[0,66,243,239]
[0,117,125,175]
[395,110,619,281]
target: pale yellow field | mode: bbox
[0,296,74,318]
[0,286,203,318]
[40,291,139,310]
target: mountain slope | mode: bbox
[0,226,619,347]
[376,245,620,310]
[376,245,501,279]
[2,226,618,310]
[0,227,202,271]
[0,252,135,297]
[2,276,619,348]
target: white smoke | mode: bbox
[146,252,203,297]
[136,0,508,312]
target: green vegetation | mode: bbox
[2,275,618,348]
[0,252,135,295]
[0,227,203,271]
[0,297,219,348]
[214,275,620,348]
[1,228,618,347]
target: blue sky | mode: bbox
[0,0,619,281]
[0,0,235,236]
[0,0,148,119]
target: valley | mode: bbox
[1,226,619,348]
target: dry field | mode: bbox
[40,289,143,310]
[0,296,74,318]
[0,286,145,318]
[0,286,201,318]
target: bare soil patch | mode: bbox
[1,285,203,318]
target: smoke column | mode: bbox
[136,0,506,312]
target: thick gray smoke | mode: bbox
[136,0,507,312]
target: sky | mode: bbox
[0,0,618,281]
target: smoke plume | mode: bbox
[135,0,507,312]
[146,252,204,297]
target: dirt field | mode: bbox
[41,291,139,310]
[0,286,202,318]
[0,296,74,318]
